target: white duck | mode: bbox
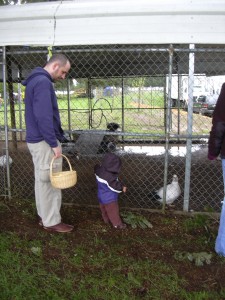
[0,155,13,167]
[151,174,181,205]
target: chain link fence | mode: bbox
[0,44,225,213]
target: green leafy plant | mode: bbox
[30,246,42,256]
[174,251,213,266]
[121,211,153,229]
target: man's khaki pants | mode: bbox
[27,140,62,227]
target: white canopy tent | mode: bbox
[0,0,225,209]
[0,0,225,47]
[0,0,225,80]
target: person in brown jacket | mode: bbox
[208,82,225,256]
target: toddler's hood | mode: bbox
[101,153,121,173]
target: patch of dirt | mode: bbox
[1,198,225,296]
[129,102,151,108]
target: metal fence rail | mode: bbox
[0,44,224,213]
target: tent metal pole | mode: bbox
[183,43,195,212]
[2,46,12,199]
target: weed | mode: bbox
[183,214,210,232]
[182,214,218,247]
[121,211,153,229]
[174,251,213,266]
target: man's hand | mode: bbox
[123,186,127,193]
[52,146,62,158]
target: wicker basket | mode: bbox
[50,154,77,189]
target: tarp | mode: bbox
[0,0,225,46]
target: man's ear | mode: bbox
[52,62,59,71]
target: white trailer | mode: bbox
[166,74,207,107]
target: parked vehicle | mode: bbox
[191,97,204,114]
[166,74,207,108]
[197,94,219,116]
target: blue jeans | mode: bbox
[215,159,225,256]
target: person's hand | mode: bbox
[52,146,62,158]
[208,153,217,160]
[123,186,127,193]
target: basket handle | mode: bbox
[50,154,73,177]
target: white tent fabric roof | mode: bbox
[0,0,225,46]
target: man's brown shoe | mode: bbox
[43,222,74,233]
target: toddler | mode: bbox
[94,152,127,229]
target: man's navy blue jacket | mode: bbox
[22,67,64,148]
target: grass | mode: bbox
[0,91,164,126]
[0,91,213,137]
[0,198,225,299]
[0,231,185,299]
